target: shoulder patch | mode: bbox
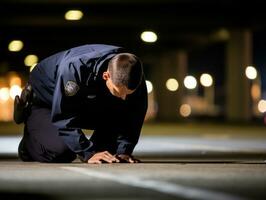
[65,80,79,96]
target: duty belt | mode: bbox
[13,83,49,124]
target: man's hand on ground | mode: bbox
[116,154,141,163]
[88,151,120,164]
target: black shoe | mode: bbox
[18,138,33,162]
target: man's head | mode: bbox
[102,53,143,100]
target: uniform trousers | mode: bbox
[18,105,77,163]
[18,105,119,163]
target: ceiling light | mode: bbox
[8,40,23,52]
[141,31,158,43]
[24,54,38,67]
[65,10,83,21]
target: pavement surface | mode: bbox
[0,123,266,200]
[0,161,266,200]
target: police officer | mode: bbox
[14,44,147,164]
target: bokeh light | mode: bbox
[200,73,213,87]
[145,80,153,94]
[251,83,261,101]
[179,104,191,117]
[24,54,38,67]
[8,40,23,52]
[184,76,197,89]
[30,63,38,72]
[258,100,266,113]
[0,87,10,101]
[10,76,22,87]
[141,31,158,43]
[9,85,22,100]
[166,78,179,91]
[65,10,83,20]
[245,66,257,80]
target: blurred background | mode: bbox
[0,0,266,127]
[1,3,266,199]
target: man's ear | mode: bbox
[102,71,110,80]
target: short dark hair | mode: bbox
[108,53,143,90]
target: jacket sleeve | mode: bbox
[116,78,148,155]
[51,60,95,162]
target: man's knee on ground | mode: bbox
[28,143,76,163]
[41,145,76,163]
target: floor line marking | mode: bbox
[61,166,245,200]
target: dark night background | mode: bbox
[0,0,266,121]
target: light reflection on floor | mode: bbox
[1,135,266,158]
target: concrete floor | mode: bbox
[0,160,266,200]
[0,123,266,200]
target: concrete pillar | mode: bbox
[154,50,187,121]
[226,30,252,121]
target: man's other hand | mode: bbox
[116,154,141,163]
[88,151,119,164]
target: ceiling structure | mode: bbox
[0,0,265,73]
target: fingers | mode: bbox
[101,151,119,163]
[87,152,141,164]
[100,155,115,163]
[133,158,141,163]
[88,159,102,164]
[128,157,134,163]
[103,151,120,163]
[116,154,141,163]
[87,151,119,164]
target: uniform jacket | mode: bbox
[29,44,148,161]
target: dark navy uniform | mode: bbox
[20,44,147,163]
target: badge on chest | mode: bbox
[65,80,80,96]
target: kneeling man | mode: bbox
[14,44,147,164]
